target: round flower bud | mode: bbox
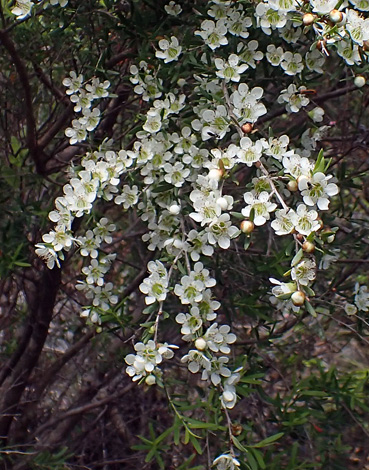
[208,168,224,181]
[354,76,366,88]
[169,204,181,215]
[241,123,253,134]
[302,13,315,26]
[302,241,315,253]
[195,337,207,351]
[216,197,228,211]
[329,9,343,24]
[291,291,306,306]
[240,220,254,234]
[231,424,243,436]
[287,180,298,192]
[145,375,156,386]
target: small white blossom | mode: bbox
[242,191,277,226]
[155,36,182,63]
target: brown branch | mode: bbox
[0,28,48,173]
[258,85,358,126]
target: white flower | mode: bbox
[79,107,101,132]
[85,77,110,99]
[354,284,369,311]
[346,9,369,46]
[164,1,182,15]
[187,229,214,261]
[298,172,338,210]
[163,162,190,187]
[115,185,139,209]
[294,204,321,236]
[174,274,204,305]
[266,44,284,66]
[181,350,211,373]
[63,71,84,95]
[236,137,263,166]
[214,54,248,82]
[78,230,100,258]
[139,271,169,305]
[350,0,369,11]
[262,134,290,161]
[237,40,263,68]
[271,209,297,235]
[201,356,231,386]
[12,0,34,19]
[280,52,304,76]
[231,83,266,123]
[345,303,358,315]
[155,36,182,63]
[255,3,287,35]
[220,371,241,409]
[195,19,228,50]
[310,0,337,14]
[268,0,298,11]
[65,120,87,145]
[82,259,110,286]
[309,107,325,123]
[242,191,277,226]
[336,39,362,66]
[206,214,240,249]
[278,84,310,113]
[226,10,252,38]
[93,217,116,244]
[204,323,236,354]
[305,50,325,74]
[125,340,177,382]
[35,244,61,269]
[291,259,316,286]
[213,454,240,470]
[283,154,313,178]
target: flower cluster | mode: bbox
[63,73,110,144]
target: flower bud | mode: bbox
[216,197,228,211]
[195,338,207,351]
[287,180,298,192]
[169,204,181,215]
[240,220,254,234]
[354,76,366,88]
[302,13,315,26]
[302,241,315,253]
[241,123,253,134]
[231,424,243,436]
[363,40,369,51]
[291,291,306,306]
[329,9,343,24]
[145,375,156,385]
[208,168,224,181]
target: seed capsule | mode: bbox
[291,291,306,306]
[241,123,253,134]
[354,76,366,88]
[240,220,254,234]
[302,241,315,253]
[302,13,315,26]
[287,180,298,192]
[329,9,343,24]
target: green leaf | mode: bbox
[189,434,203,454]
[253,432,284,448]
[291,249,303,267]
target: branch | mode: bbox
[0,28,48,173]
